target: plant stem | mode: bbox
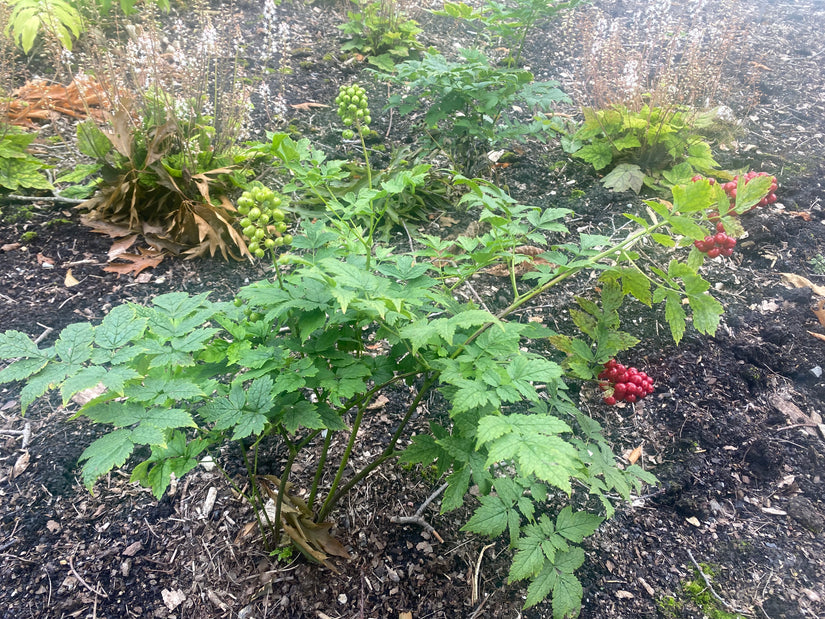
[318,372,439,521]
[318,400,368,520]
[308,429,332,510]
[272,429,298,548]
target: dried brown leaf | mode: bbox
[1,243,21,252]
[627,444,643,465]
[813,299,825,328]
[781,273,825,297]
[103,247,164,277]
[807,330,825,343]
[64,269,80,287]
[290,102,330,111]
[107,234,138,260]
[81,215,134,238]
[11,450,30,479]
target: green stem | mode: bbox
[272,429,298,548]
[318,400,368,520]
[317,372,440,521]
[308,430,333,510]
[240,438,272,551]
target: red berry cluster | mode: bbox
[598,359,655,405]
[694,221,736,258]
[691,171,778,212]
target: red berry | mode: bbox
[626,395,637,403]
[729,189,737,199]
[723,237,736,249]
[716,221,726,233]
[707,248,721,258]
[708,178,716,185]
[604,396,616,405]
[721,248,734,257]
[714,232,728,245]
[691,175,703,182]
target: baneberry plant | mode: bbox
[0,105,775,616]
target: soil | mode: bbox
[2,1,825,618]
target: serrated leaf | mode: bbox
[20,363,71,412]
[60,366,108,404]
[510,531,548,581]
[551,566,584,619]
[524,562,558,608]
[0,330,43,358]
[461,494,511,537]
[442,464,471,512]
[78,429,135,491]
[554,506,603,543]
[280,399,322,434]
[664,291,687,344]
[601,163,644,194]
[688,292,723,335]
[0,357,49,383]
[54,323,94,364]
[95,305,147,349]
[246,375,275,415]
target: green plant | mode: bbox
[1,0,170,53]
[0,120,775,616]
[809,254,825,275]
[434,0,583,67]
[338,0,423,70]
[19,229,36,241]
[0,124,54,193]
[563,103,721,194]
[388,48,569,175]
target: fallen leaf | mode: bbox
[813,299,825,328]
[80,215,134,238]
[36,253,55,268]
[685,516,701,527]
[46,520,61,533]
[103,248,164,277]
[638,577,655,597]
[770,391,822,437]
[161,588,186,611]
[64,269,80,287]
[290,102,330,111]
[786,210,811,221]
[808,331,825,343]
[761,507,787,516]
[11,450,30,479]
[627,444,643,465]
[615,590,635,599]
[1,243,20,252]
[781,273,825,297]
[107,234,138,260]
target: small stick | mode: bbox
[686,549,743,613]
[1,194,86,205]
[67,555,109,599]
[33,326,53,345]
[21,421,31,449]
[472,543,495,605]
[389,481,448,542]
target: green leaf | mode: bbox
[95,305,147,349]
[0,357,49,383]
[60,365,108,404]
[442,464,471,512]
[554,506,602,543]
[54,323,94,364]
[20,363,71,412]
[551,566,584,619]
[524,561,558,609]
[573,142,612,170]
[688,292,723,335]
[461,494,511,537]
[78,429,135,491]
[77,120,112,159]
[601,163,644,193]
[280,399,322,434]
[510,526,549,581]
[664,291,686,344]
[0,330,44,358]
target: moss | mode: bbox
[20,230,37,242]
[657,565,746,619]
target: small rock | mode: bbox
[337,593,347,604]
[787,496,824,533]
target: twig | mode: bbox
[686,549,743,614]
[1,194,86,205]
[33,326,53,345]
[401,221,416,254]
[0,537,17,553]
[774,423,818,432]
[389,482,448,543]
[472,543,495,605]
[67,555,109,599]
[469,590,495,619]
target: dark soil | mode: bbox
[2,1,825,618]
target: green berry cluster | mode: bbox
[236,183,292,258]
[335,84,371,140]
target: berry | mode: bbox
[600,359,654,405]
[707,247,721,259]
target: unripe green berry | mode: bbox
[248,207,261,221]
[247,240,259,252]
[342,129,355,140]
[282,234,293,245]
[254,248,265,258]
[243,225,256,238]
[240,217,251,228]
